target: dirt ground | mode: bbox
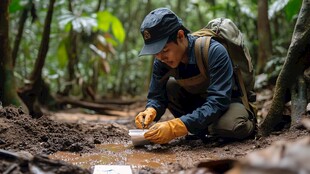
[0,93,309,173]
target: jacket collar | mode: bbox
[187,34,197,64]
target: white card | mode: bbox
[93,165,133,174]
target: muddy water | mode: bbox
[49,143,176,172]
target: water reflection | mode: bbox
[49,143,176,171]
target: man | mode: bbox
[135,7,255,144]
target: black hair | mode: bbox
[167,25,190,44]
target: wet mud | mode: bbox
[0,106,309,174]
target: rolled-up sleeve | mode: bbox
[180,40,233,134]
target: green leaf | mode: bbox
[57,38,69,68]
[96,11,126,44]
[9,0,23,13]
[268,0,290,19]
[96,11,113,32]
[285,0,302,21]
[111,17,126,44]
[105,37,118,46]
[64,23,72,32]
[58,12,75,29]
[58,11,97,34]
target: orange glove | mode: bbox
[135,108,157,129]
[144,118,188,144]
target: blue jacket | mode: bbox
[146,34,233,134]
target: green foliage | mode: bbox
[263,56,286,86]
[285,0,302,21]
[269,0,290,19]
[269,0,301,21]
[57,38,68,68]
[96,11,111,32]
[96,11,126,45]
[264,56,286,76]
[9,0,23,13]
[58,11,97,34]
[8,0,302,99]
[237,0,256,19]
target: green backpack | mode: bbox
[192,18,255,112]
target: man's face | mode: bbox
[154,30,187,68]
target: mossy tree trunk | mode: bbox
[259,0,310,136]
[0,0,25,109]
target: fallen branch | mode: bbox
[55,95,133,115]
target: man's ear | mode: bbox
[177,30,185,39]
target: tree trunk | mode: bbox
[0,0,24,109]
[257,0,272,74]
[96,0,102,12]
[12,4,30,67]
[259,0,310,136]
[176,0,182,15]
[195,3,204,27]
[62,30,77,96]
[30,0,55,82]
[18,0,56,117]
[305,67,310,102]
[290,75,307,128]
[116,1,131,97]
[62,26,78,95]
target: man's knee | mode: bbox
[230,117,254,139]
[208,103,255,139]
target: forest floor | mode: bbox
[0,88,309,174]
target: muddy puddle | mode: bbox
[49,143,177,172]
[2,106,309,174]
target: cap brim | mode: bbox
[139,37,169,57]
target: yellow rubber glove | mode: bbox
[144,118,188,144]
[135,108,157,129]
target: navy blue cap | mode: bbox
[139,8,182,56]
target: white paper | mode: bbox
[93,165,133,174]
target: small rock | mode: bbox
[0,139,6,145]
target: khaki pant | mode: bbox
[166,78,255,140]
[207,102,254,139]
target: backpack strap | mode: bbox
[194,36,211,80]
[195,36,251,112]
[159,68,177,83]
[234,66,251,111]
